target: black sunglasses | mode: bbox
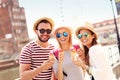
[77,32,89,39]
[56,32,68,38]
[38,29,51,34]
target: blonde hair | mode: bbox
[53,27,72,49]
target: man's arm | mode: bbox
[19,58,55,80]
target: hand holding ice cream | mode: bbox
[70,44,80,60]
[49,51,55,60]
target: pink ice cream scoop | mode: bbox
[53,49,62,59]
[73,44,80,51]
[49,51,54,59]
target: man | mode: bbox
[19,17,55,80]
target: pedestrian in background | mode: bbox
[19,17,55,80]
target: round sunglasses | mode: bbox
[37,29,51,34]
[77,32,89,39]
[56,32,68,38]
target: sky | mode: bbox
[19,0,118,39]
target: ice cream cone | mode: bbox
[49,51,55,59]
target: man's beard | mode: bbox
[38,36,50,42]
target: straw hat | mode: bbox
[75,22,98,40]
[33,17,54,32]
[53,26,73,48]
[53,26,72,38]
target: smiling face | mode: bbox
[56,28,70,45]
[36,22,52,42]
[78,29,95,48]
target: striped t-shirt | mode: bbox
[19,41,55,80]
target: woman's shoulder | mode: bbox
[90,44,102,50]
[89,44,105,55]
[89,44,108,57]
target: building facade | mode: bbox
[93,18,120,45]
[0,0,29,60]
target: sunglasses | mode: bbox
[77,32,89,39]
[38,29,51,34]
[56,32,68,38]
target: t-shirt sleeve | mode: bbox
[19,45,32,64]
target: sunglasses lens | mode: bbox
[63,32,68,37]
[56,32,68,38]
[39,29,51,34]
[56,33,62,38]
[39,29,45,34]
[78,34,82,39]
[78,32,89,39]
[46,29,51,34]
[84,32,89,37]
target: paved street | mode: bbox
[0,66,19,80]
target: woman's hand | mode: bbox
[58,50,64,64]
[42,58,55,70]
[70,48,86,70]
[57,49,64,80]
[76,48,85,61]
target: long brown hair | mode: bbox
[83,30,98,65]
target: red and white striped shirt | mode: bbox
[19,41,55,80]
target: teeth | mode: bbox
[60,40,65,41]
[60,39,66,41]
[43,36,46,38]
[82,39,87,43]
[43,36,47,38]
[42,35,48,39]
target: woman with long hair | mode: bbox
[52,26,84,80]
[74,23,117,80]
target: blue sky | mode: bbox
[19,0,118,39]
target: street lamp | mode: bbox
[110,0,120,54]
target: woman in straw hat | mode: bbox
[74,22,117,80]
[52,26,85,80]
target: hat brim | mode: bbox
[53,27,72,38]
[75,26,98,40]
[33,17,54,32]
